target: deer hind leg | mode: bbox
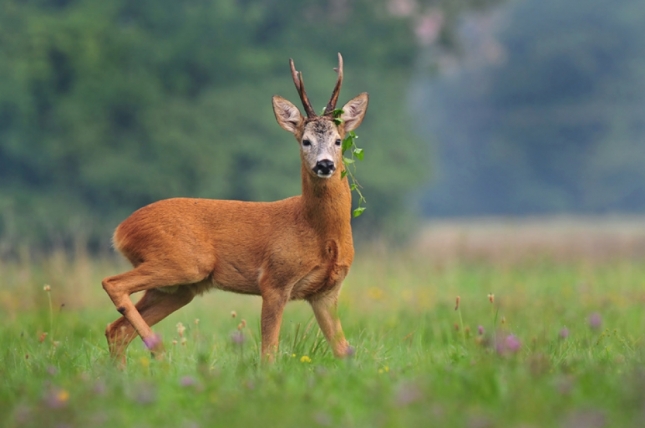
[106,286,195,364]
[309,290,352,358]
[102,263,205,360]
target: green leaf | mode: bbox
[343,157,355,164]
[348,131,357,139]
[332,108,344,118]
[334,118,343,125]
[341,170,347,179]
[352,207,366,217]
[342,137,353,153]
[350,183,357,191]
[353,148,364,160]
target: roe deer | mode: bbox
[102,53,369,363]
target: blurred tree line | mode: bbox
[0,0,501,252]
[419,0,645,216]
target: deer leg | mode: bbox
[260,287,290,362]
[106,286,195,364]
[309,291,352,357]
[102,263,205,357]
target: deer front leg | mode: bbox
[309,291,352,358]
[260,288,289,362]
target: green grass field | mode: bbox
[3,221,645,427]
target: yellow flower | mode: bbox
[292,353,296,358]
[300,355,312,363]
[57,389,69,403]
[140,357,150,368]
[368,288,384,300]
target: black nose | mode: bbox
[313,159,335,176]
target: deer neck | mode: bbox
[300,164,353,240]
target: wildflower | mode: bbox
[176,322,186,337]
[478,325,485,336]
[346,345,356,357]
[43,284,51,292]
[588,313,602,330]
[39,332,48,343]
[172,340,178,346]
[394,382,422,406]
[194,318,200,325]
[93,380,107,396]
[488,293,494,304]
[44,387,69,408]
[300,355,312,363]
[131,382,156,405]
[292,353,296,358]
[230,331,245,345]
[181,337,187,346]
[237,319,247,330]
[505,334,521,352]
[231,311,237,318]
[140,357,150,368]
[143,333,162,351]
[501,316,506,325]
[179,376,197,387]
[368,288,384,300]
[496,333,521,355]
[559,327,570,339]
[454,296,460,311]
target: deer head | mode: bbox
[272,53,369,179]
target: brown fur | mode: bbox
[102,55,368,364]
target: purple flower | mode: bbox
[496,333,521,355]
[143,333,162,350]
[131,382,156,405]
[44,387,69,409]
[346,345,356,357]
[505,334,521,352]
[230,331,245,345]
[559,327,570,339]
[477,325,485,336]
[588,313,602,330]
[394,382,422,406]
[179,376,197,387]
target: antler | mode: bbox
[289,58,317,118]
[323,53,344,116]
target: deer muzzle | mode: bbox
[313,159,335,178]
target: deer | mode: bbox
[101,53,369,364]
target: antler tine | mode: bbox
[324,52,344,116]
[289,58,316,118]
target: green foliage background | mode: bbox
[419,0,645,216]
[0,0,500,250]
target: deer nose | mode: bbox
[313,159,335,177]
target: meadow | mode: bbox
[2,218,645,428]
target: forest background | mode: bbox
[1,0,643,252]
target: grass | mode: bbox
[2,223,645,427]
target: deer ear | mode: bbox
[340,93,369,132]
[272,96,303,134]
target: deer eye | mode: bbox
[335,139,341,146]
[302,139,312,147]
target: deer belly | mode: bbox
[210,265,261,296]
[291,264,349,300]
